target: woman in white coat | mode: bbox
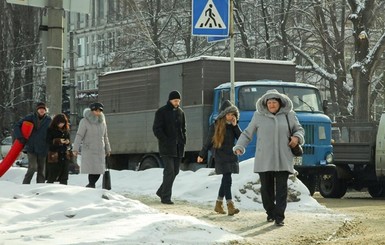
[233,89,304,226]
[73,102,111,188]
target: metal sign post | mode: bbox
[192,0,235,104]
[229,0,235,104]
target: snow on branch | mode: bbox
[363,31,385,67]
[276,34,337,82]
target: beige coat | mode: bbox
[73,108,111,174]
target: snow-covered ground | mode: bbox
[0,158,329,244]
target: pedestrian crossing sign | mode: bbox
[192,0,229,36]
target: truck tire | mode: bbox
[318,171,347,198]
[368,184,385,198]
[298,174,317,196]
[138,156,160,171]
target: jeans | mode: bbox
[22,153,46,184]
[157,156,181,201]
[259,171,289,222]
[218,173,232,200]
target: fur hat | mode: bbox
[89,102,104,111]
[168,90,181,100]
[216,100,239,120]
[36,102,47,111]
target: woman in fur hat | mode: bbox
[197,100,242,215]
[73,102,111,188]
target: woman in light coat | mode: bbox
[73,102,111,188]
[233,89,304,226]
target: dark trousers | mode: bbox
[88,174,101,186]
[259,171,289,222]
[218,173,232,200]
[46,158,69,185]
[157,156,181,201]
[23,153,46,184]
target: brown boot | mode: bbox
[214,200,226,214]
[227,201,240,216]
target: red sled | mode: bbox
[0,121,34,177]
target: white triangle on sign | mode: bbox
[195,0,226,29]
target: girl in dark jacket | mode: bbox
[46,114,71,184]
[197,100,242,215]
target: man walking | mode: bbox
[14,102,52,184]
[153,91,186,204]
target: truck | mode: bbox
[98,56,334,194]
[318,115,385,198]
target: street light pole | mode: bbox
[46,0,64,115]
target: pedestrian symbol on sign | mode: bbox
[195,0,226,30]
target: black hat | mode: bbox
[168,90,181,100]
[36,102,47,111]
[89,102,104,111]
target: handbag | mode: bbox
[102,156,111,190]
[47,151,59,163]
[66,150,74,160]
[285,115,303,157]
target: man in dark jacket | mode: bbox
[153,91,186,204]
[14,102,52,184]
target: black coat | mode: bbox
[153,101,186,157]
[199,123,242,174]
[47,128,70,161]
[13,113,52,156]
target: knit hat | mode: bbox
[216,100,239,120]
[36,102,47,111]
[89,102,104,111]
[168,90,181,100]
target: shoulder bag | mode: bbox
[285,114,303,157]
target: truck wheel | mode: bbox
[368,184,385,198]
[138,156,159,171]
[298,174,317,196]
[318,172,347,198]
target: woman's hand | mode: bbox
[234,149,243,155]
[231,115,237,126]
[197,156,204,163]
[72,151,79,157]
[60,139,70,145]
[289,136,299,148]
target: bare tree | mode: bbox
[0,3,42,135]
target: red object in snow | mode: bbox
[0,121,34,177]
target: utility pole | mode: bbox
[46,0,64,115]
[69,32,77,127]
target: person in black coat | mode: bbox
[14,102,52,184]
[153,90,186,204]
[46,114,71,184]
[197,100,242,215]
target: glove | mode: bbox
[18,137,28,145]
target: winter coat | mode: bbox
[13,112,52,156]
[199,100,242,174]
[233,89,305,174]
[73,108,111,175]
[153,101,186,158]
[47,128,70,163]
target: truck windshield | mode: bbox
[238,85,322,112]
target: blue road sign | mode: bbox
[192,0,229,36]
[207,35,229,43]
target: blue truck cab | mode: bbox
[209,80,334,195]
